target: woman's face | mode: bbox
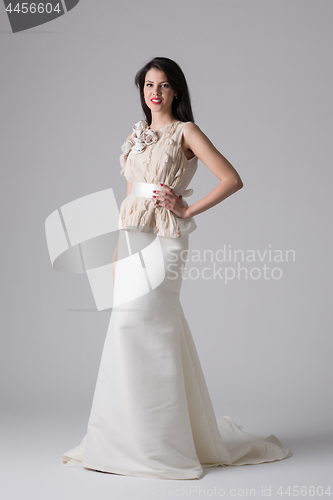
[143,68,177,115]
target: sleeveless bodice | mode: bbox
[118,120,198,238]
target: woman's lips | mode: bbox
[151,99,162,104]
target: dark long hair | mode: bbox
[134,57,194,126]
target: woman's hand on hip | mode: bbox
[152,184,190,219]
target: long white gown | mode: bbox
[61,227,292,479]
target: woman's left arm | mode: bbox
[154,123,243,219]
[182,122,243,218]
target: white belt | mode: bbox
[129,181,193,199]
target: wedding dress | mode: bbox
[60,120,291,479]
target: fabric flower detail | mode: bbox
[143,128,158,146]
[121,138,134,155]
[132,136,147,154]
[133,120,147,137]
[121,120,159,156]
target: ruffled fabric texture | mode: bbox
[119,120,196,238]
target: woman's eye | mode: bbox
[145,83,169,88]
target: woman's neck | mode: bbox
[149,112,177,131]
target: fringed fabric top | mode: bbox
[119,120,198,238]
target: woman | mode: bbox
[61,57,291,479]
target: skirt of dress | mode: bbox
[61,229,291,480]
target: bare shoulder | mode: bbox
[183,122,201,136]
[182,122,198,146]
[183,122,206,142]
[182,122,209,151]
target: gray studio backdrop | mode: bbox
[1,0,332,491]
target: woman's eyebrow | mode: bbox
[145,80,169,84]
